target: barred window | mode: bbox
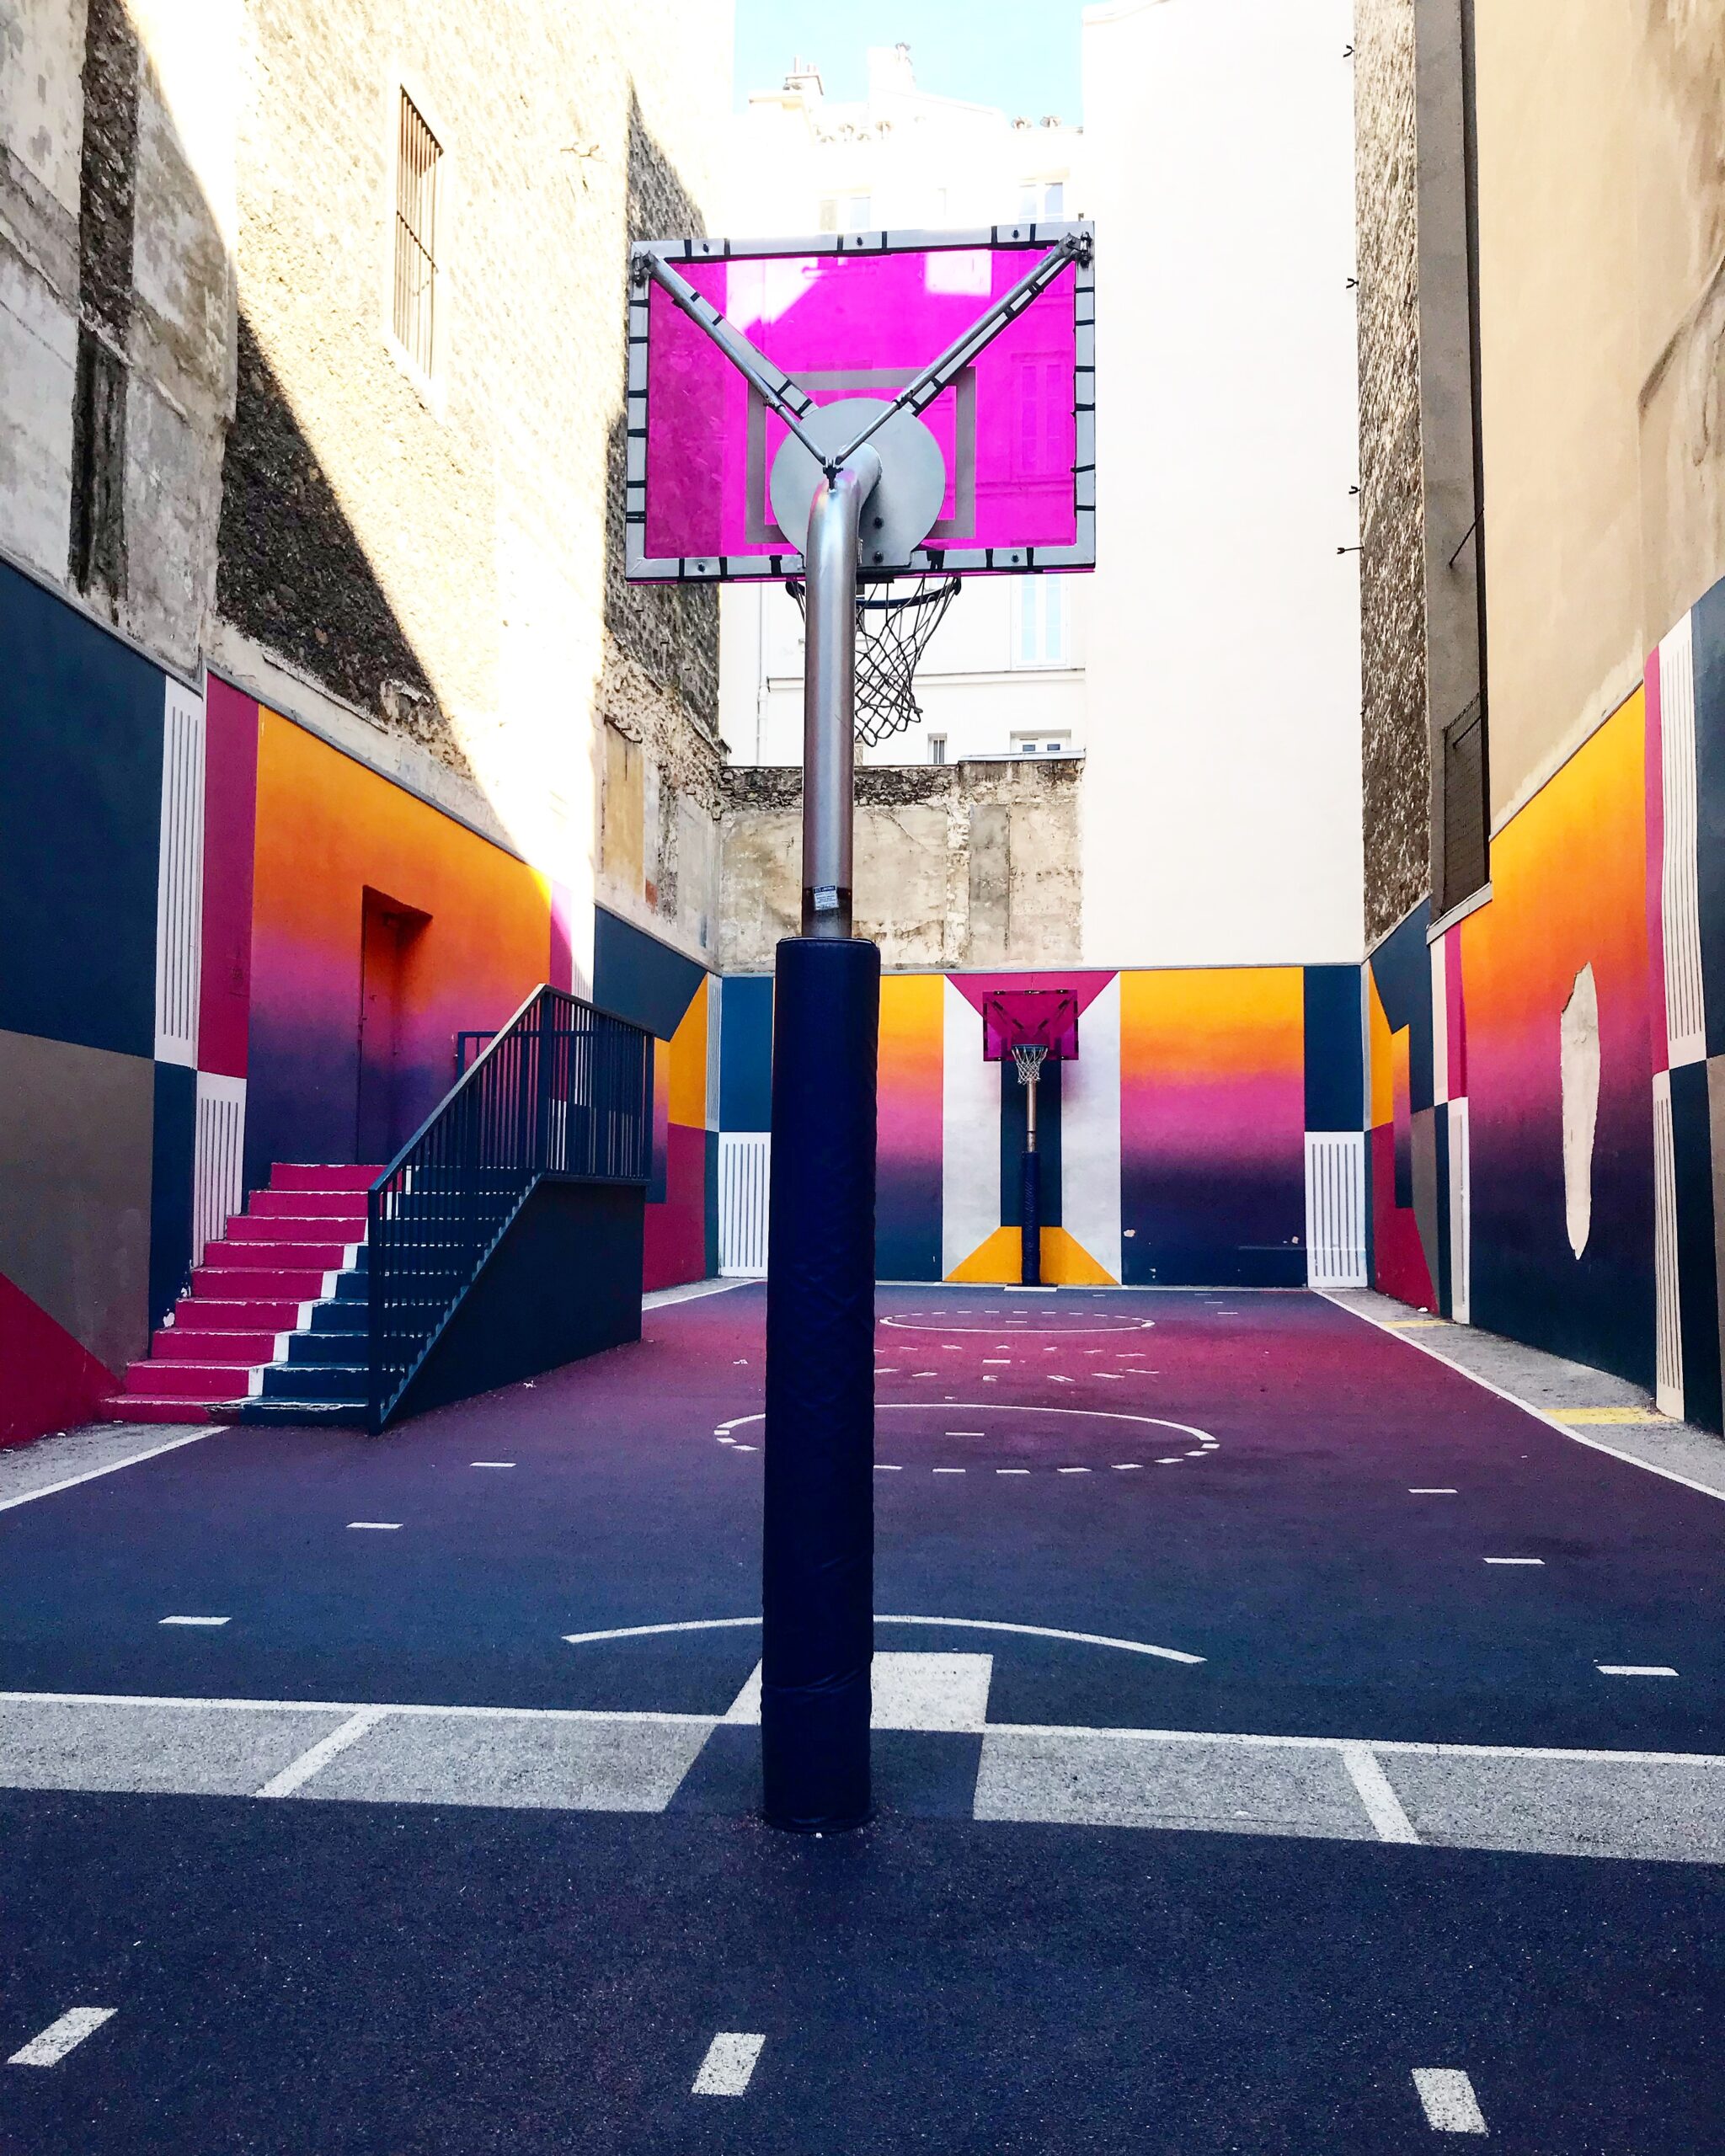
[393,91,440,377]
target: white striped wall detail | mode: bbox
[154,680,206,1067]
[1653,1071,1684,1418]
[193,1075,247,1266]
[718,1133,770,1278]
[1659,613,1705,1068]
[1305,1132,1366,1288]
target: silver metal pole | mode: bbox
[1025,1070,1039,1151]
[801,450,882,940]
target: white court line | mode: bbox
[11,1689,1719,1767]
[558,1614,1207,1666]
[932,1467,966,1474]
[997,1468,1030,1475]
[1320,1290,1725,1503]
[644,1278,745,1310]
[1597,1664,1678,1678]
[713,1403,1215,1442]
[1341,1743,1422,1844]
[1114,1463,1142,1470]
[159,1615,229,1626]
[0,1427,219,1513]
[1483,1556,1544,1566]
[874,1464,903,1472]
[948,1431,985,1437]
[1412,2068,1487,2134]
[692,2031,765,2095]
[1409,1488,1457,1495]
[255,1707,391,1797]
[471,1461,515,1469]
[1057,1466,1091,1474]
[347,1522,401,1531]
[8,2007,117,2068]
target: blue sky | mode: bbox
[734,1,1089,124]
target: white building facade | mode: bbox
[718,45,1089,771]
[1078,0,1363,964]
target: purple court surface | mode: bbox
[3,1283,1722,2152]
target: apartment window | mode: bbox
[1012,733,1071,756]
[928,734,948,766]
[819,193,873,233]
[393,90,441,378]
[1018,179,1065,220]
[1013,576,1068,667]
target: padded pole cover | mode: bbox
[1020,1151,1042,1287]
[761,934,879,1829]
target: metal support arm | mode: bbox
[800,451,882,938]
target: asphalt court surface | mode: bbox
[6,1283,1725,2151]
[3,1790,1721,2155]
[1,1284,1720,1752]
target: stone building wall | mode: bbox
[718,757,1084,975]
[0,0,728,974]
[1353,0,1430,947]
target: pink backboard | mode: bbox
[982,988,1081,1062]
[625,224,1096,584]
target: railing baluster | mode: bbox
[367,985,654,1431]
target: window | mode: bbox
[1018,179,1065,220]
[393,90,441,378]
[928,735,948,766]
[1012,732,1071,757]
[819,193,873,233]
[1012,576,1068,667]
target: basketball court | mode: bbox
[6,205,1724,2153]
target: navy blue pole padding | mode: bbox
[761,935,879,1830]
[1021,1150,1042,1286]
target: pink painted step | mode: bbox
[248,1188,370,1223]
[170,1298,304,1333]
[152,1326,279,1363]
[115,1359,254,1402]
[271,1163,382,1193]
[201,1236,350,1271]
[223,1214,360,1246]
[192,1264,328,1300]
[103,1397,232,1425]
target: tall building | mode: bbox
[718,45,1088,771]
[0,0,733,1441]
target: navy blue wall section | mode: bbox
[148,1063,197,1329]
[396,1179,645,1422]
[1368,905,1434,1113]
[1304,964,1365,1131]
[1692,582,1725,1058]
[999,1060,1062,1228]
[718,976,773,1130]
[1669,1061,1722,1432]
[593,907,705,1040]
[0,561,163,1057]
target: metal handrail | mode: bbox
[366,985,654,1430]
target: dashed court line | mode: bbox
[8,2008,117,2068]
[1412,2068,1488,2134]
[692,2032,765,2096]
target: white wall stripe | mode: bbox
[153,680,206,1066]
[1446,1095,1471,1323]
[941,979,1000,1276]
[1653,1072,1685,1418]
[1305,1132,1366,1287]
[717,1134,770,1277]
[1659,611,1706,1066]
[192,1073,246,1265]
[1060,974,1124,1280]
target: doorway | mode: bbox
[356,889,430,1163]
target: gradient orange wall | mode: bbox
[247,711,554,1179]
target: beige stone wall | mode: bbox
[1475,0,1725,825]
[1354,0,1429,942]
[718,759,1083,974]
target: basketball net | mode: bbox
[1011,1042,1048,1087]
[787,574,962,746]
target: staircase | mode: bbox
[104,1164,379,1427]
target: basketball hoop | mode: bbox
[1010,1041,1049,1087]
[787,574,961,746]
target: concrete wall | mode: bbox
[1078,0,1364,966]
[718,758,1082,974]
[0,0,730,986]
[1475,0,1725,828]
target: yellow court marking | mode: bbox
[1550,1406,1669,1425]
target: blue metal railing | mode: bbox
[367,985,654,1430]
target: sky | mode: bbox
[733,0,1090,125]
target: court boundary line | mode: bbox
[3,1687,1722,1766]
[0,1428,222,1514]
[1317,1291,1725,1506]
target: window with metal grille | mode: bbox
[1439,695,1488,912]
[393,91,440,377]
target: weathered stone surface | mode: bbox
[718,757,1083,974]
[1354,0,1430,945]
